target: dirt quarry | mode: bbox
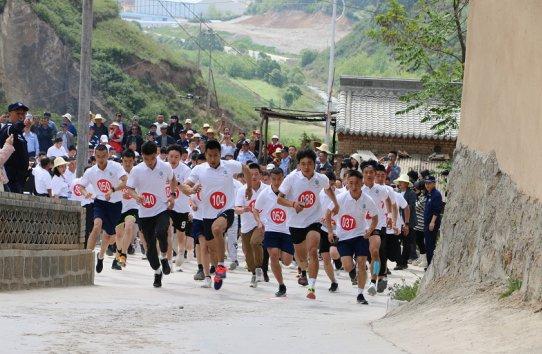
[207,11,353,54]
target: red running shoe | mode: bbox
[216,264,227,279]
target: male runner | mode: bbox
[360,160,397,296]
[235,162,267,288]
[78,144,127,273]
[126,141,176,287]
[277,148,339,300]
[181,140,252,290]
[318,171,340,292]
[166,145,192,271]
[190,153,208,284]
[253,167,294,297]
[326,170,378,304]
[115,149,140,268]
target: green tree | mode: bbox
[370,0,468,135]
[282,85,302,107]
[300,49,318,67]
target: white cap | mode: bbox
[100,135,109,143]
[193,133,202,138]
[185,118,192,124]
[62,113,72,122]
[272,135,279,140]
[266,163,275,171]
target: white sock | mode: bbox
[308,278,316,287]
[97,254,104,260]
[155,268,162,275]
[358,288,364,295]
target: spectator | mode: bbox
[91,114,108,137]
[236,139,256,164]
[0,113,8,129]
[184,118,196,134]
[424,175,443,267]
[0,102,30,193]
[407,170,419,184]
[412,180,427,267]
[126,120,142,138]
[88,126,100,149]
[57,122,75,151]
[266,134,283,157]
[47,137,68,158]
[108,122,124,153]
[124,125,143,153]
[50,157,70,199]
[0,133,15,192]
[315,144,333,173]
[287,146,297,173]
[64,157,76,184]
[386,150,401,181]
[68,145,77,159]
[113,112,128,136]
[43,112,57,132]
[127,141,140,158]
[62,113,77,137]
[33,156,52,197]
[155,125,175,148]
[145,131,156,143]
[220,131,236,158]
[153,114,168,136]
[252,129,261,157]
[277,147,290,175]
[148,124,158,137]
[36,115,56,154]
[186,137,199,158]
[23,118,39,158]
[201,123,210,141]
[205,127,216,141]
[234,131,246,159]
[394,174,417,270]
[167,115,183,138]
[176,129,189,149]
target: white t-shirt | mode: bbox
[154,122,168,136]
[319,188,338,232]
[221,144,236,158]
[119,169,139,213]
[47,145,68,158]
[169,162,192,214]
[254,186,291,235]
[64,169,75,185]
[330,191,378,241]
[387,191,408,234]
[80,161,126,203]
[235,183,267,233]
[33,166,52,195]
[70,178,93,206]
[126,159,174,218]
[362,183,393,229]
[190,193,203,221]
[186,160,243,219]
[278,170,330,228]
[51,174,71,198]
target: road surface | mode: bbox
[1,252,412,353]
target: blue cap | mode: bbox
[8,102,29,112]
[424,175,436,183]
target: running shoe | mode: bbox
[161,258,171,275]
[213,275,223,290]
[275,285,287,297]
[229,260,238,271]
[127,244,135,255]
[210,265,216,274]
[194,269,205,281]
[289,261,298,270]
[357,293,368,305]
[118,253,127,267]
[153,272,162,288]
[367,283,377,296]
[255,268,263,282]
[96,254,103,273]
[216,265,227,279]
[202,276,212,288]
[377,278,388,293]
[298,275,308,286]
[250,275,257,288]
[175,253,184,268]
[111,259,122,270]
[306,287,316,300]
[394,264,407,270]
[329,282,338,292]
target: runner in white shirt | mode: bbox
[226,174,243,271]
[113,150,140,268]
[166,145,192,271]
[33,157,52,197]
[277,148,339,300]
[253,167,294,297]
[189,154,209,285]
[360,160,397,296]
[126,141,176,288]
[181,140,253,290]
[318,171,340,293]
[235,162,267,288]
[78,144,128,273]
[325,170,378,305]
[51,157,71,199]
[70,172,95,248]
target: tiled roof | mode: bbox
[336,76,459,140]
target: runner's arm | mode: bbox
[253,208,263,229]
[325,187,340,215]
[242,163,253,199]
[324,209,334,242]
[180,180,197,196]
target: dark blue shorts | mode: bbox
[337,236,369,258]
[93,199,122,236]
[191,219,203,245]
[263,231,295,255]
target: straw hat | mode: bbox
[62,113,72,122]
[53,157,68,169]
[207,128,215,134]
[93,113,104,122]
[203,123,210,128]
[316,143,332,154]
[272,147,283,157]
[110,121,120,128]
[394,173,413,187]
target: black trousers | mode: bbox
[83,204,94,248]
[414,230,426,254]
[140,211,170,270]
[398,230,415,266]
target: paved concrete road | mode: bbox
[0,253,407,353]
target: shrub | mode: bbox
[500,278,522,299]
[300,49,318,67]
[390,279,420,302]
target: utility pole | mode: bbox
[324,0,337,146]
[196,13,202,71]
[76,0,93,177]
[206,30,213,111]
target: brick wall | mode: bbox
[338,133,456,156]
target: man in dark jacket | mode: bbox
[166,115,183,139]
[0,102,30,193]
[155,126,175,148]
[394,174,418,269]
[36,115,56,153]
[424,175,443,267]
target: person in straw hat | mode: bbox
[315,143,333,173]
[393,173,418,270]
[91,113,108,137]
[51,157,70,199]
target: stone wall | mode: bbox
[421,145,542,303]
[337,133,456,156]
[0,192,94,291]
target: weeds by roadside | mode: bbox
[500,278,522,299]
[390,279,420,302]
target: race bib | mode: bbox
[73,184,83,197]
[298,191,316,208]
[122,187,132,200]
[165,185,180,200]
[97,179,112,193]
[141,192,157,208]
[248,199,256,211]
[270,208,286,224]
[341,215,356,231]
[210,191,227,209]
